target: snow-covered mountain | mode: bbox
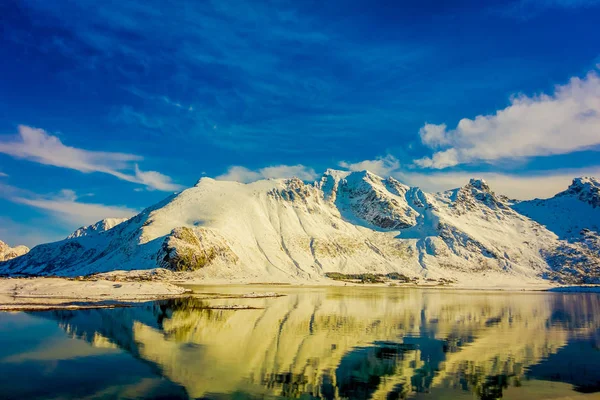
[66,218,129,239]
[0,240,29,262]
[1,170,598,285]
[513,177,600,238]
[512,177,600,283]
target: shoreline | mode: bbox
[0,277,189,312]
[1,275,598,312]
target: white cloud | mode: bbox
[13,196,135,225]
[216,166,262,182]
[0,125,182,191]
[216,164,318,183]
[0,181,137,226]
[0,172,7,177]
[132,165,182,192]
[338,155,400,176]
[393,167,600,199]
[414,70,600,169]
[418,124,451,149]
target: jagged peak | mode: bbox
[322,169,385,181]
[467,178,491,192]
[451,177,512,213]
[562,176,600,208]
[318,169,383,195]
[344,169,383,183]
[568,176,599,192]
[321,168,351,181]
[386,175,402,184]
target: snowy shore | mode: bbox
[0,277,189,311]
[1,272,598,312]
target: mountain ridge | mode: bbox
[1,170,599,285]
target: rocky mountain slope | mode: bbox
[0,240,29,262]
[1,170,598,285]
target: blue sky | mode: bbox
[1,0,600,246]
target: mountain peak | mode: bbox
[452,177,510,213]
[348,169,383,181]
[564,176,600,208]
[322,169,351,181]
[194,176,216,186]
[468,178,491,192]
[568,176,599,191]
[323,169,385,180]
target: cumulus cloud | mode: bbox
[216,164,318,183]
[414,70,600,169]
[338,155,401,176]
[417,124,451,149]
[0,181,137,226]
[0,125,182,191]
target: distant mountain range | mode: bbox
[0,240,29,262]
[1,171,599,285]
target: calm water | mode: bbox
[1,286,600,400]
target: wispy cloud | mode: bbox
[0,172,7,177]
[0,182,136,226]
[132,165,182,192]
[0,125,183,191]
[414,70,600,169]
[216,164,317,183]
[125,87,193,111]
[338,155,400,177]
[496,0,600,19]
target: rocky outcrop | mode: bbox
[160,227,238,271]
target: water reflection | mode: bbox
[11,287,600,399]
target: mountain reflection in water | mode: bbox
[2,286,600,399]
